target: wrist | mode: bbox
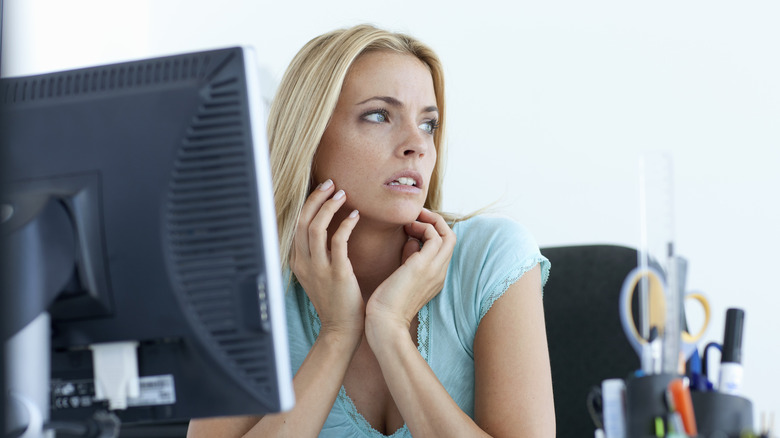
[364,312,409,351]
[317,325,363,354]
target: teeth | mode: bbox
[391,177,416,186]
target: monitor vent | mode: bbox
[1,53,216,104]
[166,70,274,394]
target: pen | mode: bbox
[648,326,662,375]
[601,379,626,438]
[667,378,698,436]
[667,412,685,434]
[687,349,711,392]
[641,326,662,375]
[654,416,665,437]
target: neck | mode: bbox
[329,212,409,301]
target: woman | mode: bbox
[188,24,555,437]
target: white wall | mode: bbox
[4,0,779,423]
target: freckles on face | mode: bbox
[312,51,439,221]
[313,118,376,198]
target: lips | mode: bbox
[389,176,416,187]
[385,171,423,190]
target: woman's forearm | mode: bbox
[248,331,359,437]
[188,331,359,438]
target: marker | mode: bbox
[667,378,698,436]
[601,379,626,438]
[654,416,665,437]
[718,308,745,395]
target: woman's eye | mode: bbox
[363,110,388,123]
[419,119,440,135]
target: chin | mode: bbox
[350,194,426,224]
[389,205,425,224]
[359,205,422,226]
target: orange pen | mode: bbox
[667,378,698,436]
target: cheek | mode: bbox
[314,132,373,185]
[314,128,351,180]
[311,150,332,184]
[425,147,438,181]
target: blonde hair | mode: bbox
[268,24,454,271]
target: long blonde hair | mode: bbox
[268,24,452,271]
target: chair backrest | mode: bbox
[541,245,640,437]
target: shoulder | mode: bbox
[449,214,550,291]
[452,215,533,244]
[436,215,550,347]
[452,216,544,265]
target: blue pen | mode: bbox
[687,349,714,391]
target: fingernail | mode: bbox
[333,189,345,200]
[318,179,333,191]
[349,209,359,218]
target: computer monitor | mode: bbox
[1,47,294,435]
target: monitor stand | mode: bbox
[5,312,52,438]
[5,313,125,438]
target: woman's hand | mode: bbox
[365,208,456,337]
[290,179,363,346]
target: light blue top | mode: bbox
[284,215,551,438]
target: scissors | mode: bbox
[619,265,711,372]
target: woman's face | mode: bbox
[313,50,439,227]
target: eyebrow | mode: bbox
[357,96,438,114]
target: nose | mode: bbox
[395,121,431,159]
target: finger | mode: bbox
[308,189,347,265]
[298,179,336,224]
[418,208,452,236]
[415,207,442,226]
[431,214,457,253]
[403,220,429,241]
[414,209,456,252]
[294,179,336,257]
[331,209,360,270]
[403,221,441,260]
[420,220,443,247]
[427,214,456,263]
[401,237,421,264]
[405,214,455,264]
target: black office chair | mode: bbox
[541,245,640,437]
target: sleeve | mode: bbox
[451,216,551,326]
[283,273,316,377]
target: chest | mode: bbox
[342,345,403,435]
[287,285,480,432]
[342,317,419,435]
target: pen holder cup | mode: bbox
[625,373,678,437]
[690,391,753,437]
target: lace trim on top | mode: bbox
[478,256,548,323]
[303,292,431,438]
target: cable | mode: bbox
[44,411,121,438]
